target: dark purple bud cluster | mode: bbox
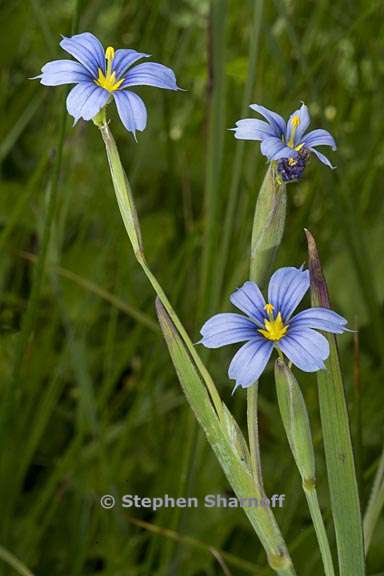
[277,149,310,182]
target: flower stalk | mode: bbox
[246,165,294,571]
[247,164,286,493]
[96,118,223,419]
[274,358,335,576]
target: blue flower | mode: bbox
[200,267,348,391]
[232,103,336,182]
[34,32,181,137]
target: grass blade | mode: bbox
[305,228,365,576]
[0,546,34,576]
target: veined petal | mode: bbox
[113,90,147,137]
[122,62,179,90]
[260,137,296,161]
[60,32,105,77]
[249,104,286,137]
[302,128,336,150]
[286,103,310,145]
[310,147,335,169]
[279,328,329,372]
[36,59,91,85]
[289,308,348,334]
[66,82,109,122]
[230,281,266,326]
[112,49,150,80]
[268,267,310,320]
[200,313,257,348]
[228,337,273,390]
[231,118,277,141]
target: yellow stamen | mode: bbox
[288,157,297,167]
[105,46,115,62]
[288,114,301,147]
[264,303,274,315]
[95,46,124,92]
[259,312,288,342]
[291,115,301,128]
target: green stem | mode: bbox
[275,359,336,576]
[304,484,336,576]
[97,121,223,420]
[247,163,287,514]
[247,384,264,491]
[0,546,34,576]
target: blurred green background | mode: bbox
[0,0,383,574]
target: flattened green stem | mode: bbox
[247,384,264,491]
[305,229,365,576]
[97,120,223,420]
[98,119,143,258]
[275,359,335,576]
[364,445,384,554]
[247,166,286,496]
[304,485,336,576]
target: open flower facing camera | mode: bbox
[200,266,348,391]
[232,103,336,182]
[34,32,181,137]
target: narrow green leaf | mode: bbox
[274,359,315,483]
[222,403,252,473]
[305,229,365,576]
[156,298,296,576]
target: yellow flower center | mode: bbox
[95,46,124,92]
[258,304,288,341]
